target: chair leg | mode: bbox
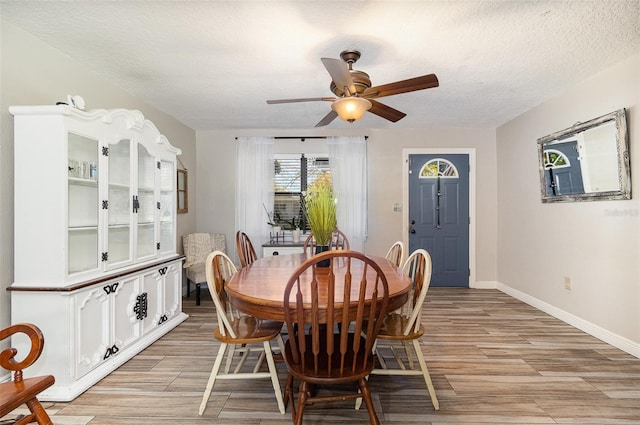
[354,374,369,410]
[295,381,311,425]
[356,341,376,410]
[413,339,439,410]
[224,344,236,373]
[404,340,415,369]
[263,340,285,414]
[198,342,228,415]
[252,351,265,373]
[25,397,52,425]
[357,377,380,425]
[284,374,296,417]
[196,283,201,305]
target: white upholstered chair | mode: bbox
[182,233,226,305]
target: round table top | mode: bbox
[225,253,412,322]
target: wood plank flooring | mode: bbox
[5,288,640,424]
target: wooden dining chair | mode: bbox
[357,248,439,411]
[235,230,257,267]
[1,323,55,425]
[302,228,350,255]
[198,251,286,415]
[282,250,389,425]
[385,240,405,268]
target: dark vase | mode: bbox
[314,245,330,267]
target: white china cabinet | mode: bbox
[9,104,188,401]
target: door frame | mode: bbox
[402,148,477,288]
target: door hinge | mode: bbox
[157,242,161,250]
[102,146,109,156]
[101,252,108,262]
[133,195,140,213]
[157,201,161,210]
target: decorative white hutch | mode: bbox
[9,103,188,401]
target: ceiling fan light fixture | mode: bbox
[331,97,372,123]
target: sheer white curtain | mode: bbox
[235,136,274,250]
[327,136,367,252]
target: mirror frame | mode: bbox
[537,108,630,203]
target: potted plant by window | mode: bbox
[304,175,336,262]
[280,216,303,243]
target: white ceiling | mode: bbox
[2,1,639,130]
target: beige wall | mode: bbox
[496,53,640,351]
[195,127,498,280]
[0,21,198,331]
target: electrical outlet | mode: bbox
[564,276,572,290]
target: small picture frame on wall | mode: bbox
[177,169,188,213]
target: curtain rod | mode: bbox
[234,136,368,141]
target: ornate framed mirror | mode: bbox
[537,109,630,203]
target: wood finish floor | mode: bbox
[5,288,640,424]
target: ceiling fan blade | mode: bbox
[368,99,407,122]
[315,110,338,127]
[321,58,356,96]
[267,97,335,104]
[363,74,439,99]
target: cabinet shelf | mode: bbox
[69,225,98,231]
[108,223,130,229]
[69,177,98,186]
[109,182,130,190]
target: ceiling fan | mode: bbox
[266,50,439,127]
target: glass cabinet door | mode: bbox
[107,139,132,267]
[136,143,156,260]
[159,160,175,255]
[68,133,99,275]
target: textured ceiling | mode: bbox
[1,1,639,130]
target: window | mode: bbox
[273,154,330,230]
[419,158,459,178]
[543,149,570,169]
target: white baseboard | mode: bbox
[496,282,640,359]
[470,280,498,289]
